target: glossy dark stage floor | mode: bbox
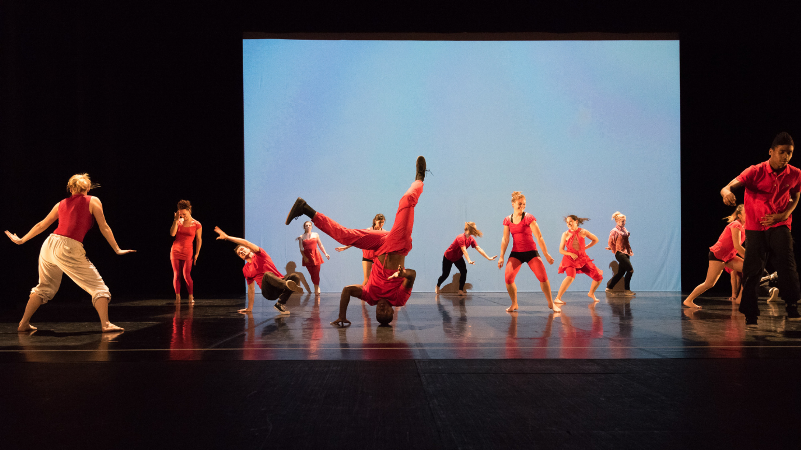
[3,292,801,449]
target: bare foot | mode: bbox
[506,304,518,312]
[554,298,565,305]
[18,323,37,332]
[588,292,599,302]
[458,290,466,296]
[238,308,253,314]
[682,299,701,309]
[175,294,181,303]
[102,322,124,332]
[286,280,303,293]
[188,295,195,303]
[551,304,562,313]
[435,286,440,294]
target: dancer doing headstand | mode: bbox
[604,211,634,296]
[335,214,386,285]
[435,222,497,295]
[213,227,302,315]
[498,191,558,312]
[5,173,135,332]
[297,220,330,297]
[285,156,426,327]
[682,206,746,309]
[170,200,202,303]
[555,215,604,304]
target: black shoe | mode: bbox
[285,197,316,225]
[274,302,290,315]
[745,315,758,328]
[415,156,426,181]
[787,304,801,321]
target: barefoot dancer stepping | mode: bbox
[285,156,426,327]
[554,215,604,304]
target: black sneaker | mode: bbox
[415,156,426,181]
[274,302,290,315]
[745,315,758,328]
[786,304,801,321]
[285,197,308,225]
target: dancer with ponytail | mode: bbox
[170,200,202,303]
[605,211,634,296]
[297,220,330,297]
[335,214,387,285]
[5,173,135,332]
[555,215,604,303]
[682,205,746,309]
[498,191,558,312]
[435,222,497,295]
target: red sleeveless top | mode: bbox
[53,194,94,243]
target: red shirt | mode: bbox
[737,161,801,231]
[709,220,745,262]
[443,234,477,262]
[242,248,284,288]
[361,257,412,307]
[503,213,537,252]
[53,194,94,243]
[171,220,201,260]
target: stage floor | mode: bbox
[2,291,801,361]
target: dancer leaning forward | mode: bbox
[285,156,426,327]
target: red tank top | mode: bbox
[503,213,537,252]
[53,194,94,243]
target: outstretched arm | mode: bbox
[214,227,259,253]
[475,245,497,261]
[532,222,555,264]
[721,178,744,206]
[5,203,60,245]
[498,225,510,269]
[460,246,475,265]
[335,245,352,252]
[90,197,136,254]
[331,284,363,327]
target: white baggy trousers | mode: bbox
[32,234,111,305]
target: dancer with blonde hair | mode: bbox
[5,173,135,332]
[682,205,746,309]
[435,222,497,296]
[605,211,634,296]
[555,215,604,303]
[498,191,558,312]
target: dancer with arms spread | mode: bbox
[498,191,558,312]
[554,215,604,304]
[435,222,497,295]
[170,199,202,303]
[285,156,426,327]
[5,174,135,332]
[335,214,386,285]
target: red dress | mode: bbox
[558,228,603,281]
[171,220,201,261]
[709,220,744,263]
[302,237,325,267]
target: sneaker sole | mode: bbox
[285,198,306,225]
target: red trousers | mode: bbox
[313,180,422,257]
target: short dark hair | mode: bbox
[772,132,794,148]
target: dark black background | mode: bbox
[2,1,800,308]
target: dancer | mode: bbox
[498,191,558,312]
[285,156,426,327]
[555,215,604,303]
[604,211,634,296]
[297,220,330,297]
[681,206,746,309]
[169,200,202,303]
[213,227,302,315]
[435,222,497,295]
[5,173,134,332]
[721,132,801,326]
[335,214,386,285]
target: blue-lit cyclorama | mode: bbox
[243,39,680,293]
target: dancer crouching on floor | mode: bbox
[213,227,302,315]
[5,173,135,332]
[335,214,387,285]
[555,215,604,304]
[498,191,558,312]
[435,222,497,295]
[605,211,634,296]
[682,205,746,309]
[285,156,426,327]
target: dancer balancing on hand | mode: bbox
[498,191,558,312]
[213,227,302,315]
[5,173,135,332]
[285,156,427,327]
[170,200,202,303]
[297,220,330,297]
[682,206,746,309]
[555,215,604,304]
[335,214,386,286]
[605,211,634,296]
[435,222,497,295]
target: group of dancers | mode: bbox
[8,132,801,331]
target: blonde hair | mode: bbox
[66,173,98,194]
[611,211,626,221]
[464,221,483,237]
[725,204,744,223]
[511,191,525,203]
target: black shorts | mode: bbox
[362,257,373,263]
[708,251,724,262]
[509,250,540,264]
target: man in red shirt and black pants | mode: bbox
[721,132,801,326]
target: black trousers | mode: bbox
[261,272,301,304]
[606,252,633,290]
[437,256,468,290]
[740,226,800,317]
